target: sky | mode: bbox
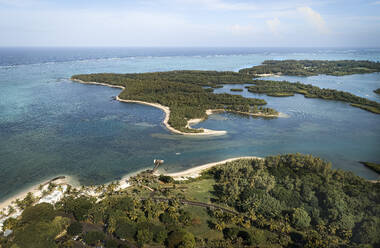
[0,0,379,47]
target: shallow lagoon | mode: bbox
[0,48,379,201]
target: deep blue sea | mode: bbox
[0,47,379,201]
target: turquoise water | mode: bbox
[0,48,379,201]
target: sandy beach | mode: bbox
[156,156,263,180]
[0,176,77,212]
[0,173,131,230]
[0,155,261,230]
[72,78,227,136]
[2,154,378,231]
[255,73,282,77]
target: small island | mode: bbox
[71,71,279,135]
[1,154,379,247]
[230,88,243,92]
[239,60,380,76]
[374,88,380,95]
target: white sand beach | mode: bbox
[156,156,263,180]
[0,176,76,212]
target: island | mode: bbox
[72,61,380,135]
[1,154,379,247]
[374,88,380,95]
[71,71,279,135]
[246,79,380,114]
[239,60,380,76]
[230,88,243,92]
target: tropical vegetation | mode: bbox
[239,60,380,76]
[72,71,278,133]
[359,161,380,174]
[246,79,380,114]
[1,154,379,248]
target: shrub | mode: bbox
[136,228,153,247]
[167,230,195,248]
[105,238,119,248]
[83,231,105,246]
[159,175,174,184]
[115,219,137,239]
[291,208,311,229]
[67,222,82,236]
[223,227,239,240]
[154,230,167,244]
[21,203,55,224]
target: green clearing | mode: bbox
[177,178,215,203]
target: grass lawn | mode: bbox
[180,179,215,203]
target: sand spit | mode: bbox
[155,156,263,180]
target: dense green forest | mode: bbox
[1,154,379,248]
[72,62,380,128]
[239,60,380,76]
[246,79,380,114]
[72,71,278,133]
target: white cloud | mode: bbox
[297,6,329,34]
[0,0,41,7]
[266,17,281,35]
[0,8,195,46]
[372,1,380,5]
[227,24,255,34]
[178,0,257,11]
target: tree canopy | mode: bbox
[239,60,380,76]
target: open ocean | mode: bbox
[0,47,379,201]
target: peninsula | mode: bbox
[71,71,279,135]
[359,161,380,174]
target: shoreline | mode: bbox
[0,168,146,214]
[0,175,79,213]
[2,155,379,229]
[155,156,263,180]
[71,79,284,135]
[71,78,227,136]
[255,73,282,77]
[0,156,260,220]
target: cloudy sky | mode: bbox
[0,0,379,47]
